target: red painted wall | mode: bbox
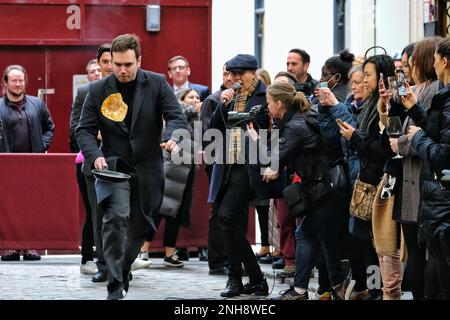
[0,1,256,249]
[0,0,212,153]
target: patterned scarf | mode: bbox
[228,77,259,164]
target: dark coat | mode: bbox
[331,95,390,238]
[200,86,224,136]
[409,84,450,241]
[277,108,325,182]
[207,80,268,203]
[69,83,89,153]
[318,97,363,186]
[76,69,189,229]
[350,96,389,186]
[0,95,54,153]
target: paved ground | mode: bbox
[0,254,303,300]
[0,254,413,301]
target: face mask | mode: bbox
[327,73,341,91]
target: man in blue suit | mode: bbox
[167,55,210,101]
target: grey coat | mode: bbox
[397,81,440,224]
[158,102,199,227]
[69,83,89,153]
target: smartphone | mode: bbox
[379,73,384,88]
[388,76,400,103]
[336,118,345,127]
[396,69,407,96]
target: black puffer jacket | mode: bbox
[277,108,327,185]
[409,84,450,240]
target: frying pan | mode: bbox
[91,169,131,182]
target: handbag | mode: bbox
[282,183,310,218]
[349,177,377,221]
[328,159,348,191]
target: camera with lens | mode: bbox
[227,104,268,128]
[293,82,314,96]
[441,170,450,189]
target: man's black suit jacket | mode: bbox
[76,69,188,228]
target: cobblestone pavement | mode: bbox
[0,255,306,300]
[0,255,413,301]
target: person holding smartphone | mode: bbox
[333,55,402,300]
[404,37,450,300]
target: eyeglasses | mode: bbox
[170,65,187,72]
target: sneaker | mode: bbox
[280,288,308,300]
[278,265,295,278]
[164,254,184,268]
[131,259,152,271]
[333,279,356,300]
[350,289,369,300]
[1,250,21,261]
[137,251,150,261]
[80,260,98,274]
[314,290,332,301]
[22,250,41,261]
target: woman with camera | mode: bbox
[402,36,450,300]
[251,82,352,300]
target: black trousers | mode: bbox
[98,180,148,285]
[206,165,225,269]
[146,212,182,248]
[255,205,270,247]
[85,174,107,273]
[217,165,262,282]
[76,163,94,263]
[402,223,427,299]
[428,233,450,299]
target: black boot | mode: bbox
[220,275,243,297]
[243,277,269,296]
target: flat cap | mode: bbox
[226,54,258,72]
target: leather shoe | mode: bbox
[92,270,107,282]
[123,271,132,293]
[272,257,285,269]
[23,250,41,261]
[107,282,126,300]
[243,277,269,296]
[1,250,21,261]
[209,266,229,276]
[220,279,243,297]
[258,253,273,264]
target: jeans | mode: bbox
[275,198,296,267]
[294,192,345,289]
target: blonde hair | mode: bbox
[267,82,310,113]
[256,69,271,86]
